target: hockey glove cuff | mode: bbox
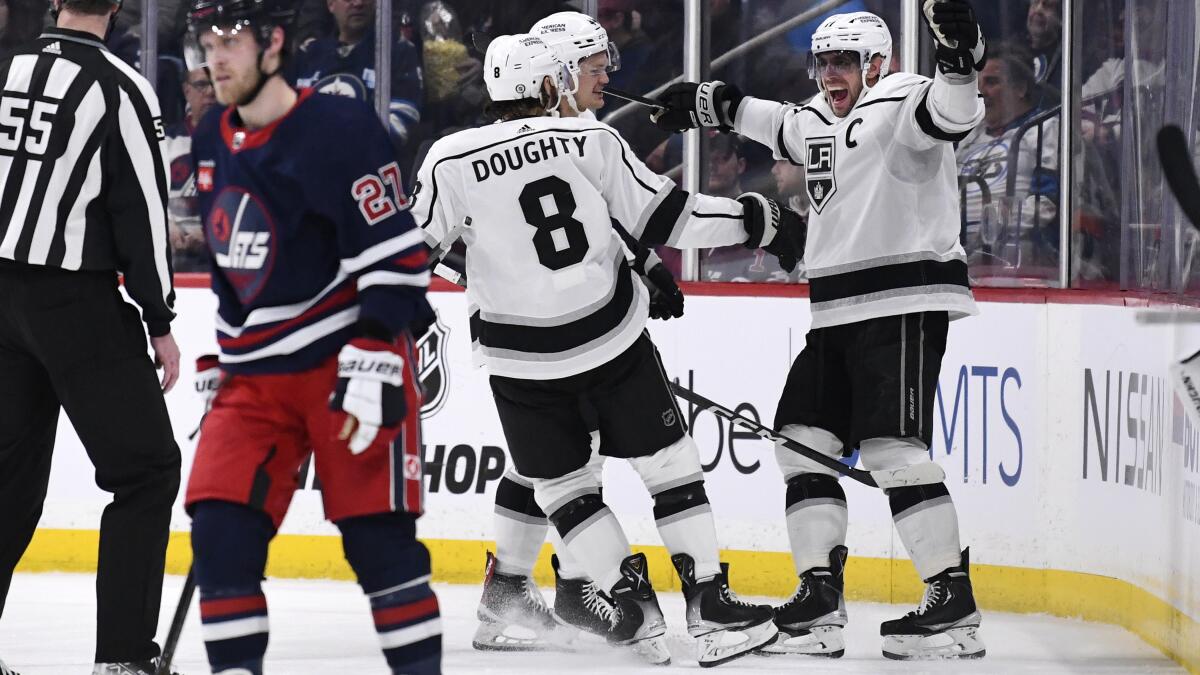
[738,192,806,273]
[195,354,222,415]
[330,338,408,455]
[642,262,685,320]
[651,81,744,133]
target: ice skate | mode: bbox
[551,554,616,638]
[607,552,671,666]
[672,554,777,668]
[757,545,848,657]
[881,548,985,660]
[0,656,18,675]
[473,551,578,651]
[92,659,181,674]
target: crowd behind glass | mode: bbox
[5,0,1191,297]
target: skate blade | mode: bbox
[471,619,578,652]
[882,624,986,660]
[629,634,672,666]
[755,624,845,658]
[695,618,779,668]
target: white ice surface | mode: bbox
[0,573,1183,674]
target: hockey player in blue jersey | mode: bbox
[290,0,422,153]
[182,1,439,673]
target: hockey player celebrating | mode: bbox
[182,1,439,673]
[651,2,988,661]
[472,11,685,652]
[412,33,801,667]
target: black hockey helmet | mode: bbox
[185,0,296,69]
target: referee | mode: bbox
[0,0,182,673]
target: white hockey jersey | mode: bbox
[735,71,985,328]
[410,115,750,379]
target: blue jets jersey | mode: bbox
[192,89,432,375]
[291,34,423,149]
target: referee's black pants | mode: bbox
[0,261,180,663]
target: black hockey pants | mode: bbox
[0,261,180,663]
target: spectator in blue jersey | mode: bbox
[164,67,216,272]
[290,0,423,155]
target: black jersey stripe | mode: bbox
[808,258,970,304]
[855,95,907,109]
[471,261,636,354]
[638,187,690,246]
[915,90,972,142]
[46,83,105,266]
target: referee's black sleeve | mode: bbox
[0,29,175,336]
[103,54,175,337]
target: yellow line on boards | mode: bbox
[17,529,1199,673]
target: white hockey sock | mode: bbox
[784,474,849,574]
[493,473,550,577]
[548,529,588,580]
[890,483,963,580]
[655,495,721,580]
[558,505,631,591]
[494,511,548,577]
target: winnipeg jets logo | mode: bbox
[805,137,838,214]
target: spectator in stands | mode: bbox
[291,0,424,158]
[772,160,808,222]
[598,0,649,94]
[164,67,216,273]
[955,42,1059,273]
[1025,0,1062,99]
[697,134,800,283]
[0,0,46,62]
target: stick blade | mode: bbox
[1158,125,1200,231]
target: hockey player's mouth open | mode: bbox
[828,86,850,109]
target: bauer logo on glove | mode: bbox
[329,338,408,454]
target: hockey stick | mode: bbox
[1158,125,1200,229]
[156,566,196,675]
[603,87,664,110]
[1136,126,1200,324]
[670,382,946,489]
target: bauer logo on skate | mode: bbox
[206,187,277,303]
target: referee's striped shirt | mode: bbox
[0,27,174,336]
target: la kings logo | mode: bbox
[805,137,837,213]
[416,315,451,419]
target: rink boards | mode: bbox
[18,284,1200,671]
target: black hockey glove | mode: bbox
[922,0,987,76]
[738,192,806,274]
[643,263,684,320]
[651,81,744,133]
[626,238,684,320]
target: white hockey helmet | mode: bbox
[484,33,575,107]
[531,11,621,73]
[531,11,620,113]
[808,11,892,91]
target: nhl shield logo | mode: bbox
[417,315,451,419]
[805,137,838,214]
